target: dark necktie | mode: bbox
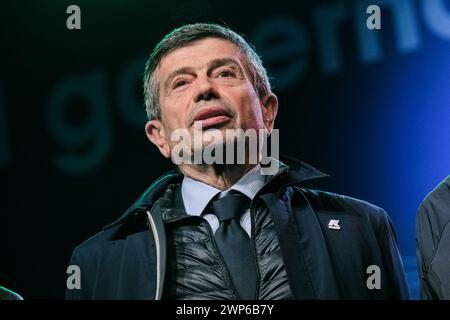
[211,192,257,300]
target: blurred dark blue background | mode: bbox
[1,0,449,299]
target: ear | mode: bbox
[145,120,171,158]
[260,93,278,133]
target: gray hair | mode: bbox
[143,23,272,120]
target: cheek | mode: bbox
[161,99,188,128]
[239,93,264,126]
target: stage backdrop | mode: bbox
[1,0,449,299]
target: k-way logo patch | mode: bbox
[328,219,341,230]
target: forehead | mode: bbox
[156,38,244,80]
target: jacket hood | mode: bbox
[103,156,329,230]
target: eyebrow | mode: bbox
[207,58,243,75]
[162,58,244,92]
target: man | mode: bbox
[416,175,450,299]
[66,23,410,300]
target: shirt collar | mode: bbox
[181,165,266,216]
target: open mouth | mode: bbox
[192,107,232,128]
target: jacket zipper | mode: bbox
[246,167,289,299]
[250,202,261,300]
[146,208,163,300]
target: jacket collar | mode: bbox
[103,156,329,230]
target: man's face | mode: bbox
[146,37,277,159]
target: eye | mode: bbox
[173,79,188,89]
[218,70,235,78]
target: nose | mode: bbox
[193,76,220,103]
